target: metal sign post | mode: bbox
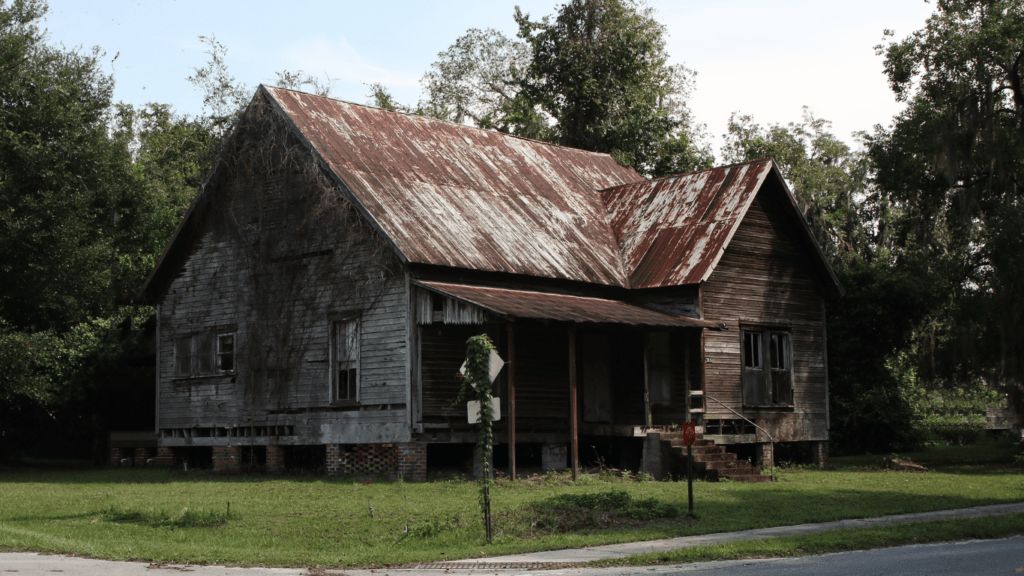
[682,422,696,514]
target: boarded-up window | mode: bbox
[331,319,359,402]
[742,329,792,406]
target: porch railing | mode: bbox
[704,395,775,482]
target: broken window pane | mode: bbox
[332,319,359,401]
[744,332,761,368]
[218,334,235,373]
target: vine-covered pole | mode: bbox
[463,334,497,543]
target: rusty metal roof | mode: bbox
[417,281,719,328]
[601,160,775,289]
[265,86,641,287]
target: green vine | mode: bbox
[463,334,496,542]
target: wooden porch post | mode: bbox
[568,323,579,480]
[507,322,516,480]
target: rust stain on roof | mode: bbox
[601,160,774,289]
[418,281,719,328]
[264,86,642,287]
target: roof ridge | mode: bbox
[598,158,776,193]
[261,84,620,159]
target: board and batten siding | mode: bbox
[156,174,410,447]
[701,185,828,442]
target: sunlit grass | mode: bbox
[0,453,1021,568]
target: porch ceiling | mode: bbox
[416,281,720,328]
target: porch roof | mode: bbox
[416,281,720,329]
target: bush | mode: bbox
[906,383,1000,445]
[533,490,682,523]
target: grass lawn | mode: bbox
[1,437,1022,570]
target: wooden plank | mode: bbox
[568,323,578,481]
[508,322,516,479]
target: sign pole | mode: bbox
[683,421,696,514]
[687,443,694,514]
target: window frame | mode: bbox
[216,333,235,374]
[329,316,360,404]
[740,326,794,408]
[172,328,237,379]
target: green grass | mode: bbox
[586,513,1024,568]
[0,457,1021,568]
[830,433,1021,468]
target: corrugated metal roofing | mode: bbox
[265,86,642,287]
[417,281,719,328]
[601,160,774,289]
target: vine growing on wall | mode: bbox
[462,334,496,542]
[191,92,399,412]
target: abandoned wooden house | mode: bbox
[136,86,844,481]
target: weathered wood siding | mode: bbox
[156,169,410,447]
[701,184,828,442]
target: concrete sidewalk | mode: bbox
[438,501,1024,567]
[2,502,1022,575]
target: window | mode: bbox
[741,328,792,406]
[173,331,236,378]
[331,319,359,402]
[217,334,235,372]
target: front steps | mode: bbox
[658,432,771,482]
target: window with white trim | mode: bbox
[331,319,359,402]
[173,330,236,378]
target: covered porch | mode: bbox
[412,280,720,476]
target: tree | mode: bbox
[514,0,711,175]
[825,259,937,453]
[0,1,190,459]
[419,28,532,127]
[872,0,1024,411]
[0,0,131,332]
[187,35,250,136]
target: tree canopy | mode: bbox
[872,0,1024,408]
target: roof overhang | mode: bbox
[415,281,721,329]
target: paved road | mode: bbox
[1,537,1022,575]
[637,536,1024,576]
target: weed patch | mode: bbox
[98,504,236,528]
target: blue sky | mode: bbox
[45,0,936,159]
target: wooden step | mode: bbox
[703,460,752,471]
